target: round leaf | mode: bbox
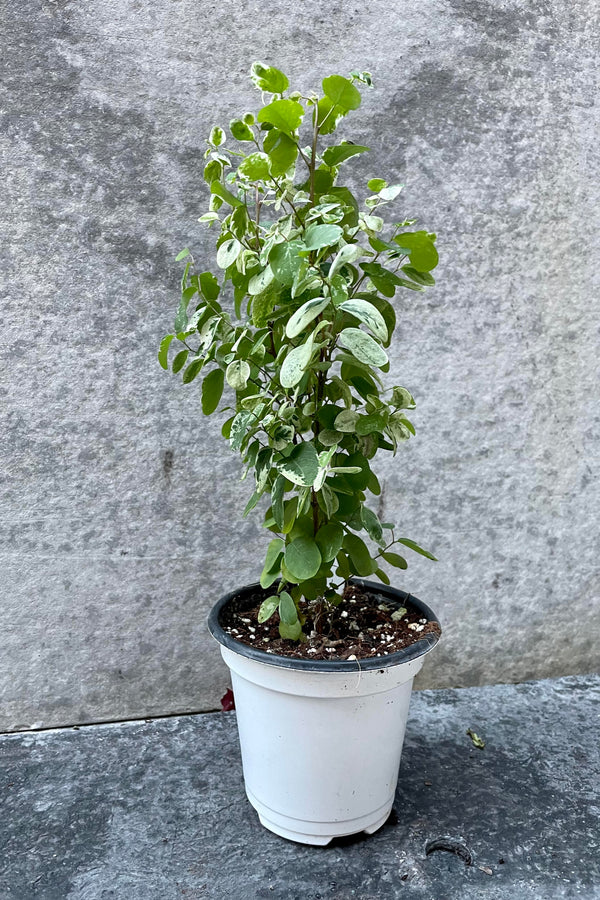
[322,75,362,113]
[238,152,271,181]
[339,299,388,342]
[333,409,359,433]
[269,240,305,285]
[230,119,255,141]
[338,328,388,368]
[216,237,242,269]
[226,359,251,391]
[303,223,343,251]
[315,523,344,562]
[250,62,289,94]
[284,536,322,580]
[248,266,276,295]
[263,128,299,176]
[257,99,304,136]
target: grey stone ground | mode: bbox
[2,0,600,730]
[1,674,598,899]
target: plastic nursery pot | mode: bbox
[208,579,441,846]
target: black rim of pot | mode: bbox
[208,578,441,672]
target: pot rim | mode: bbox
[208,578,441,673]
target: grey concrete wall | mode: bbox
[1,0,598,732]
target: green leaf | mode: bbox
[343,533,374,576]
[285,296,330,339]
[258,594,279,623]
[216,237,242,269]
[367,178,386,192]
[257,99,304,136]
[158,334,174,370]
[250,62,289,94]
[322,74,362,113]
[243,490,262,518]
[172,349,188,374]
[338,328,388,368]
[318,429,344,447]
[209,126,225,147]
[303,223,343,251]
[264,537,284,572]
[316,96,344,135]
[174,285,196,332]
[396,538,437,560]
[361,506,383,542]
[356,413,386,436]
[263,128,298,176]
[315,523,344,562]
[278,590,298,625]
[201,368,225,415]
[333,409,359,433]
[285,536,322,580]
[230,118,255,141]
[322,144,370,167]
[279,620,303,640]
[175,248,190,262]
[338,299,388,342]
[271,475,286,530]
[182,358,204,384]
[401,265,436,286]
[199,272,221,301]
[226,359,251,390]
[210,180,242,208]
[393,231,439,271]
[381,551,408,569]
[375,568,390,585]
[238,152,271,181]
[269,240,305,285]
[251,281,280,327]
[276,442,319,487]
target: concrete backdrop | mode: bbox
[1,0,598,732]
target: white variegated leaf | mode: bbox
[216,238,242,269]
[285,296,330,339]
[338,327,388,368]
[338,299,388,342]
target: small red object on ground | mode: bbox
[220,688,235,711]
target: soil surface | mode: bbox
[221,583,441,661]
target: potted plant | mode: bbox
[159,62,442,845]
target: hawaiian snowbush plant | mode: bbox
[159,63,439,641]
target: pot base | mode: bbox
[247,788,394,846]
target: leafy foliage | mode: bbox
[160,64,439,640]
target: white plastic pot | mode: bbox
[208,578,440,846]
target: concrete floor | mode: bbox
[1,674,598,900]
